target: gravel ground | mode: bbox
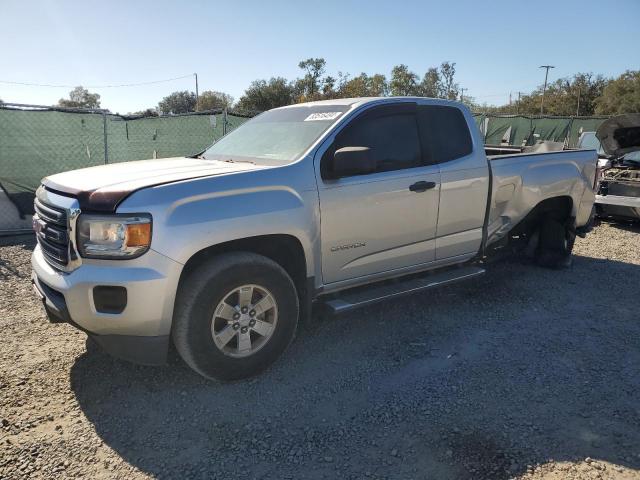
[1,222,639,480]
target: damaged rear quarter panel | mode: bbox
[487,150,597,245]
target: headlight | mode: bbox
[77,214,152,259]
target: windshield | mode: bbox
[622,151,640,165]
[578,132,605,154]
[202,104,350,165]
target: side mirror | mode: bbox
[331,146,375,178]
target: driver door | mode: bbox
[316,103,441,285]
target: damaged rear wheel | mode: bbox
[535,217,576,269]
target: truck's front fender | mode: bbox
[117,164,320,283]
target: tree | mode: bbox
[389,65,419,96]
[198,90,234,111]
[158,90,197,114]
[439,61,459,100]
[459,95,478,109]
[419,67,440,97]
[416,62,460,99]
[130,108,158,117]
[322,76,337,98]
[571,73,608,115]
[296,57,327,101]
[236,77,294,112]
[514,73,609,116]
[368,74,388,97]
[58,86,101,109]
[595,70,640,115]
[337,72,388,97]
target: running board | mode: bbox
[322,265,485,314]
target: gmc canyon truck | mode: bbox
[31,97,598,380]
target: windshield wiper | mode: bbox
[222,158,256,165]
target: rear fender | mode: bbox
[487,153,595,245]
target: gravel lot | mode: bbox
[1,222,639,480]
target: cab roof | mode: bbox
[275,96,464,110]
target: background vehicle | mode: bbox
[592,114,640,222]
[577,131,609,168]
[31,97,597,380]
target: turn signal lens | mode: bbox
[126,223,151,247]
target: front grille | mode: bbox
[34,198,70,269]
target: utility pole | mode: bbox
[460,88,467,103]
[194,73,199,112]
[516,91,523,114]
[576,87,581,116]
[539,65,555,115]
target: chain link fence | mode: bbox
[0,103,253,234]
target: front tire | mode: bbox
[172,252,299,381]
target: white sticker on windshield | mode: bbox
[304,112,343,121]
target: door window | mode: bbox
[323,104,422,176]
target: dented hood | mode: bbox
[596,113,640,157]
[42,157,263,212]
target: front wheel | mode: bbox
[172,252,299,381]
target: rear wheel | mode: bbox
[172,252,299,381]
[535,217,575,269]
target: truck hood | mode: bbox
[596,113,640,157]
[42,157,263,212]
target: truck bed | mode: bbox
[485,141,566,157]
[485,149,598,247]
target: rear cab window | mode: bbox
[417,105,473,164]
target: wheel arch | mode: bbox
[179,234,307,288]
[510,195,574,238]
[174,234,312,323]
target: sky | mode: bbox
[1,0,639,114]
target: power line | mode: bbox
[474,93,512,99]
[465,81,541,100]
[0,74,194,89]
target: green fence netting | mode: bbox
[530,117,573,145]
[474,113,609,147]
[0,108,252,217]
[0,109,107,215]
[483,115,533,146]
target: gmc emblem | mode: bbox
[32,216,45,235]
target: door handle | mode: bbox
[409,181,437,192]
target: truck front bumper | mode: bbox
[31,245,183,365]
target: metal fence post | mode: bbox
[223,108,228,136]
[103,111,108,164]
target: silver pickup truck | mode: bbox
[31,97,598,380]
